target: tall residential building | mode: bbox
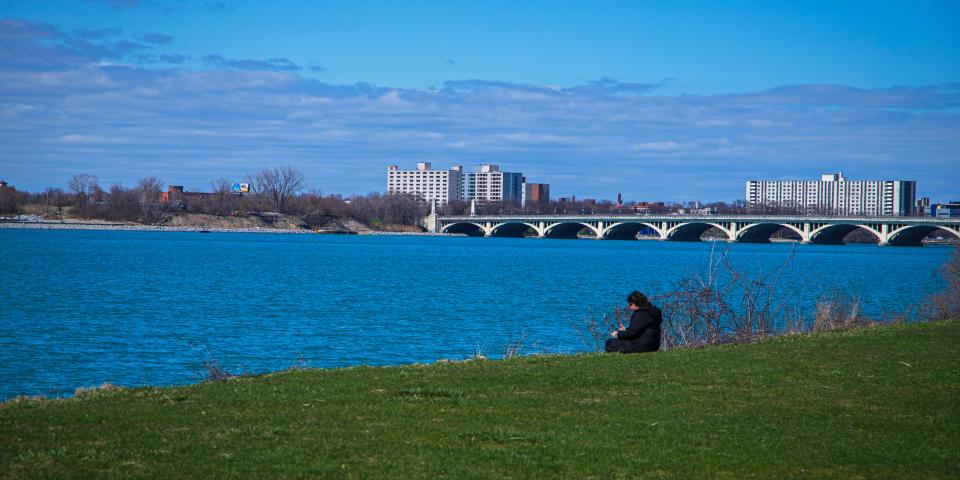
[522,183,550,207]
[745,173,916,216]
[386,163,463,206]
[464,164,524,204]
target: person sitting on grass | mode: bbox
[605,291,663,353]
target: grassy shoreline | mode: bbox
[2,320,958,479]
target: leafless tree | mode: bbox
[208,177,236,216]
[40,187,55,217]
[249,165,305,213]
[0,183,20,215]
[105,184,140,222]
[382,193,428,225]
[290,189,365,228]
[475,201,504,215]
[243,173,267,214]
[136,177,164,224]
[48,188,70,219]
[67,173,100,216]
[440,200,471,216]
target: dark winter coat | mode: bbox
[605,305,662,353]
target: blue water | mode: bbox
[0,229,952,400]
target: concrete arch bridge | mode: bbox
[429,214,960,247]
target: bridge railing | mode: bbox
[437,214,959,224]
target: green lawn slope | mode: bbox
[2,321,958,479]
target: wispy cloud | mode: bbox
[159,53,188,64]
[0,19,178,70]
[82,0,140,10]
[140,33,172,44]
[202,54,301,72]
[74,27,122,39]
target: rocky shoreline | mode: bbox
[0,220,460,236]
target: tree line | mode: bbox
[0,165,926,227]
[0,166,429,228]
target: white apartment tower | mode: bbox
[464,164,524,204]
[386,163,464,206]
[746,173,916,216]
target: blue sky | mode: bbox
[1,0,958,201]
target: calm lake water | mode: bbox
[0,228,952,400]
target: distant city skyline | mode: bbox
[1,1,958,201]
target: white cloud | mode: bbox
[630,141,680,152]
[55,133,130,144]
[1,46,957,199]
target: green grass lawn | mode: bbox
[2,321,958,479]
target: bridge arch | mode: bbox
[736,223,805,243]
[601,222,664,240]
[440,222,488,237]
[544,222,600,239]
[887,225,960,247]
[489,222,542,238]
[808,224,882,245]
[665,222,731,242]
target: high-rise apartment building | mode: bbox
[464,164,524,204]
[386,163,527,206]
[746,173,916,216]
[523,183,550,207]
[386,163,463,206]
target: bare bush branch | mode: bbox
[502,332,527,359]
[924,248,960,320]
[649,243,801,349]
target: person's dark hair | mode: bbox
[627,291,650,308]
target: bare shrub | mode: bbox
[502,332,527,359]
[655,246,735,349]
[472,341,488,360]
[73,382,121,398]
[207,177,238,216]
[581,243,888,353]
[289,352,310,370]
[580,244,952,355]
[1,395,48,407]
[724,245,797,339]
[569,306,627,352]
[653,244,800,349]
[202,360,237,382]
[811,289,872,331]
[925,248,960,320]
